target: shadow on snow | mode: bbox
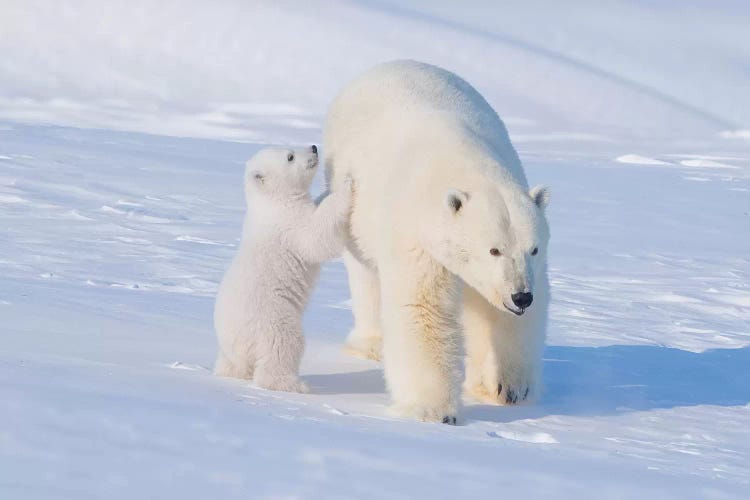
[303,345,750,422]
[466,345,750,423]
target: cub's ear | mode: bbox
[445,189,468,214]
[529,185,550,209]
[249,172,265,186]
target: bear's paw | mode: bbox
[254,375,310,394]
[343,331,383,362]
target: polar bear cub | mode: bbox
[214,145,351,392]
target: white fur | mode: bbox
[214,146,351,392]
[324,60,551,422]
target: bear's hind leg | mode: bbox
[343,251,383,361]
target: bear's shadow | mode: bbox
[305,345,750,422]
[466,344,750,423]
[304,369,386,395]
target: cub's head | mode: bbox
[430,180,550,316]
[244,145,319,199]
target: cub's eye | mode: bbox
[531,247,538,256]
[489,248,501,257]
[287,153,295,162]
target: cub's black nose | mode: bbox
[511,292,533,309]
[311,145,318,154]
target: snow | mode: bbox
[1,1,749,499]
[616,154,672,166]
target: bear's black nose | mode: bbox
[311,145,318,154]
[511,292,533,309]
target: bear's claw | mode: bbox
[506,390,518,404]
[442,416,457,425]
[497,383,530,405]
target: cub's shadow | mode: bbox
[466,345,750,423]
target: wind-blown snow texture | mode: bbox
[1,1,749,499]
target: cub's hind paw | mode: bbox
[255,375,309,394]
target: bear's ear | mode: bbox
[251,172,265,186]
[445,189,468,214]
[529,185,550,210]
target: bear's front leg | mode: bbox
[379,256,463,424]
[463,285,546,405]
[462,285,503,404]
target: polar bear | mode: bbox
[214,146,352,392]
[324,60,550,423]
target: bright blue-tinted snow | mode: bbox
[1,1,749,498]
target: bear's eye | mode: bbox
[287,153,295,162]
[531,247,538,256]
[490,248,501,257]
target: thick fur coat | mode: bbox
[214,146,351,392]
[324,60,551,422]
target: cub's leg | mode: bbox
[214,350,253,380]
[252,322,309,393]
[213,320,255,380]
[343,251,383,361]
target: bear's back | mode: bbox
[324,60,523,184]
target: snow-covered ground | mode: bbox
[1,1,749,498]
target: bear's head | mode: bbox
[431,181,550,317]
[244,146,319,199]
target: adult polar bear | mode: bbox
[324,60,550,423]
